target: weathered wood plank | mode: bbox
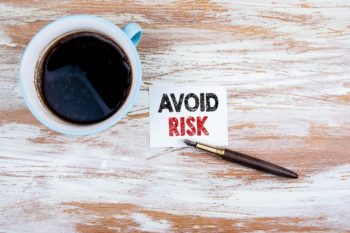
[1,0,350,232]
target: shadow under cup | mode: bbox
[34,30,133,126]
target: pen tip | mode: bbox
[285,170,298,179]
[291,172,299,179]
[183,139,196,147]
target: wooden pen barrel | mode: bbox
[223,149,298,178]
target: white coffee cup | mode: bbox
[19,15,142,135]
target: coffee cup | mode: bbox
[19,15,142,135]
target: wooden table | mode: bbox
[1,1,350,232]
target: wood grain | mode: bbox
[1,0,350,232]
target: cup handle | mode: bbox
[122,22,142,47]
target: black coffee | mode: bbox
[39,32,131,124]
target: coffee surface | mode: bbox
[40,32,131,124]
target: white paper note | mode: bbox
[149,86,228,147]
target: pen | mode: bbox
[184,139,298,179]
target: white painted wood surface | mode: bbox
[1,1,350,232]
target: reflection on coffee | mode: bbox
[38,32,131,124]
